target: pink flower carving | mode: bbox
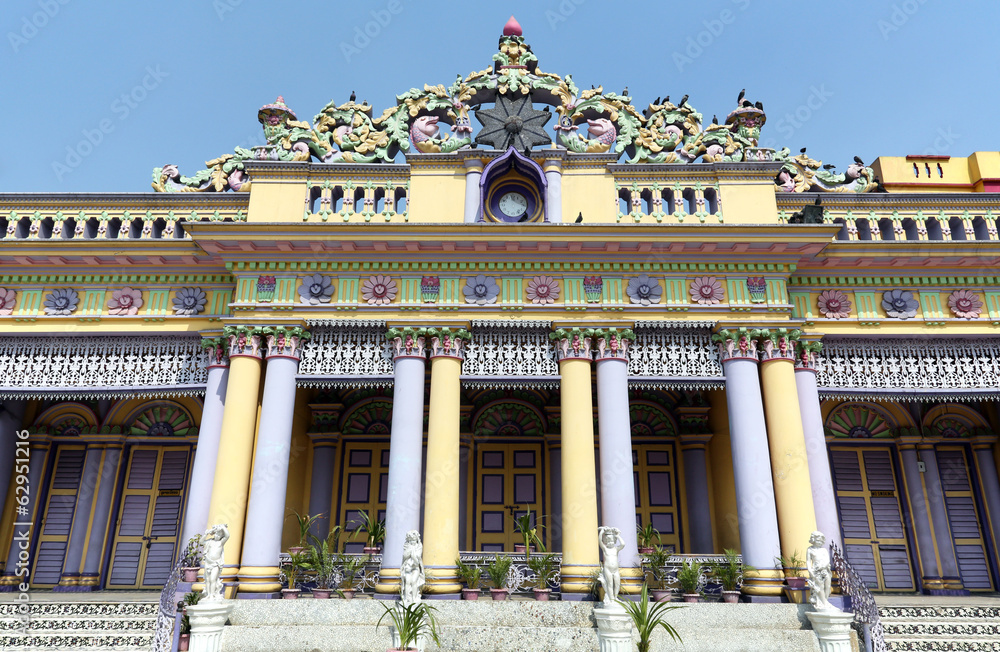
[108,287,143,316]
[0,288,15,316]
[361,275,397,305]
[526,275,560,305]
[948,289,982,319]
[817,289,851,319]
[689,276,723,305]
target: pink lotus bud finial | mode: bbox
[503,15,522,36]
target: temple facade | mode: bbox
[1,18,999,599]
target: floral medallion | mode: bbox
[463,275,500,305]
[44,288,79,315]
[526,275,559,305]
[947,289,982,319]
[173,287,207,315]
[298,273,334,305]
[361,275,397,305]
[108,287,143,316]
[626,274,662,305]
[0,288,16,316]
[817,289,851,319]
[881,289,918,319]
[689,276,723,305]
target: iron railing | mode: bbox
[831,542,886,652]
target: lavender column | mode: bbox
[897,436,943,592]
[306,432,338,541]
[56,447,103,591]
[180,354,229,548]
[919,444,964,592]
[794,349,842,550]
[972,437,1000,563]
[80,445,122,589]
[0,440,49,592]
[716,331,782,597]
[376,330,427,594]
[236,329,306,594]
[0,401,27,523]
[594,332,640,589]
[679,433,714,552]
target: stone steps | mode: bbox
[223,598,823,652]
[879,604,1000,652]
[0,601,158,651]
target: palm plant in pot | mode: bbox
[377,601,442,652]
[775,550,807,589]
[636,523,661,555]
[455,557,482,601]
[709,548,748,604]
[287,510,323,555]
[358,511,386,554]
[280,550,309,599]
[618,582,683,652]
[676,559,703,603]
[336,553,369,599]
[642,546,674,602]
[179,534,203,583]
[526,553,557,601]
[512,507,544,554]
[307,540,338,599]
[486,554,513,600]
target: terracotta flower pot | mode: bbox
[363,546,381,554]
[287,546,305,556]
[177,633,190,651]
[340,589,355,600]
[513,545,535,554]
[682,593,700,603]
[651,589,672,603]
[312,588,332,599]
[281,588,300,599]
[722,590,740,604]
[490,588,508,601]
[785,577,807,590]
[462,588,480,601]
[638,547,654,555]
[533,588,551,601]
[181,568,198,582]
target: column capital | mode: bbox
[592,328,635,361]
[755,328,801,362]
[385,327,428,360]
[427,327,471,360]
[263,325,311,361]
[712,327,760,363]
[550,327,594,361]
[223,325,265,359]
[308,403,342,436]
[676,405,711,437]
[201,336,230,368]
[462,158,484,173]
[793,339,823,371]
[678,432,714,449]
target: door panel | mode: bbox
[937,447,994,590]
[633,444,680,552]
[831,446,915,591]
[474,443,544,552]
[337,442,389,553]
[31,446,85,587]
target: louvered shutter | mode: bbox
[31,447,85,586]
[937,448,993,590]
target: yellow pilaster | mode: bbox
[205,340,263,584]
[556,339,600,594]
[759,338,817,574]
[422,333,465,594]
[707,389,740,552]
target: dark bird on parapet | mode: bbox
[712,115,719,125]
[542,105,550,112]
[737,88,745,104]
[517,213,530,222]
[653,97,661,106]
[591,84,595,89]
[755,101,763,110]
[622,87,628,96]
[741,100,752,108]
[814,196,822,206]
[678,94,689,107]
[575,212,583,223]
[349,90,356,102]
[800,147,807,154]
[664,96,669,103]
[823,164,836,170]
[854,156,864,165]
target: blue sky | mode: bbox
[3,0,997,192]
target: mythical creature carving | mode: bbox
[629,99,703,164]
[775,151,878,193]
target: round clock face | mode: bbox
[498,191,528,218]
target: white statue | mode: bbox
[400,530,425,605]
[598,526,624,604]
[807,530,837,612]
[201,523,229,602]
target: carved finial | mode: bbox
[503,15,522,36]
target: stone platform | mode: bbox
[223,598,822,652]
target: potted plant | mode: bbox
[642,546,674,602]
[281,550,309,599]
[636,523,661,555]
[177,590,202,651]
[455,557,482,601]
[377,601,442,652]
[618,582,683,652]
[179,534,203,583]
[527,553,557,601]
[337,553,369,599]
[308,540,338,599]
[512,507,544,554]
[676,559,702,603]
[709,548,747,604]
[775,550,807,589]
[359,511,386,554]
[287,510,323,555]
[486,554,513,601]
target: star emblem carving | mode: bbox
[474,94,552,151]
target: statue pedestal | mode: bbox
[806,609,855,652]
[594,603,632,652]
[187,600,234,652]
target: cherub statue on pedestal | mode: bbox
[598,526,625,605]
[201,523,229,602]
[807,530,837,612]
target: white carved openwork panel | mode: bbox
[298,320,394,381]
[0,335,207,397]
[463,320,558,380]
[816,337,1000,399]
[628,321,723,386]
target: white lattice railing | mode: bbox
[462,320,558,387]
[628,321,724,388]
[297,320,394,387]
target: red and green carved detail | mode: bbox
[826,404,892,439]
[130,405,197,437]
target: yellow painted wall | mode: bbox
[281,390,314,550]
[872,151,1000,192]
[406,167,466,223]
[707,390,740,552]
[561,168,617,223]
[719,182,780,224]
[247,179,310,222]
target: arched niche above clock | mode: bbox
[478,146,547,223]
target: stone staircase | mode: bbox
[223,598,823,652]
[880,604,1000,652]
[0,600,159,651]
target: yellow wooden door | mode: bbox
[106,446,190,589]
[633,444,681,553]
[830,446,914,591]
[474,443,545,552]
[937,446,995,591]
[30,445,86,587]
[337,441,390,553]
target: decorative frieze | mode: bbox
[629,322,723,387]
[297,320,394,384]
[463,320,558,380]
